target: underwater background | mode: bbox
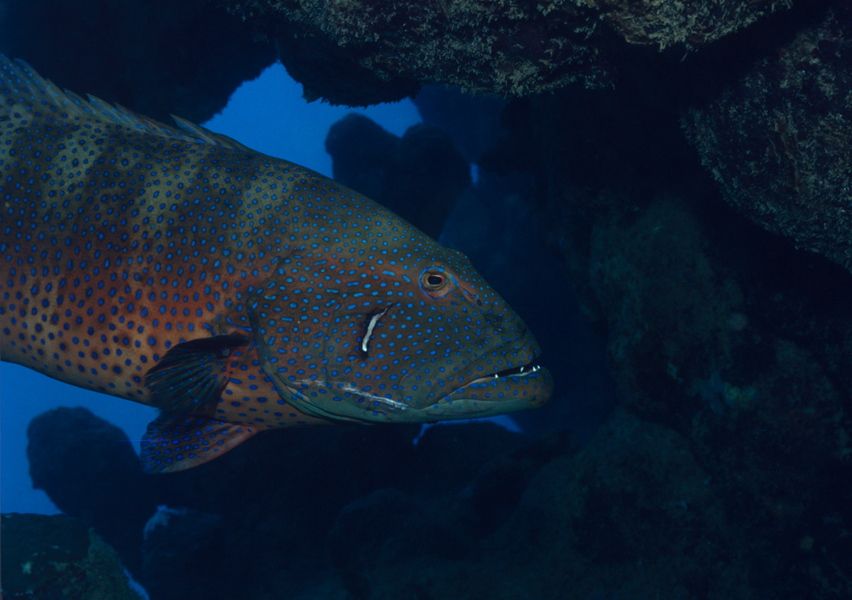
[1,0,851,598]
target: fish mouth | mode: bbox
[259,356,552,425]
[421,358,552,420]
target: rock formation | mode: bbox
[325,114,469,239]
[221,0,791,103]
[0,0,274,122]
[27,408,158,574]
[683,4,852,272]
[0,513,143,600]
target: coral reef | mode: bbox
[485,35,852,594]
[0,513,142,600]
[222,0,605,103]
[330,410,750,599]
[0,0,795,110]
[584,192,852,535]
[23,405,769,599]
[683,4,852,273]
[593,0,791,48]
[6,0,852,597]
[221,0,788,104]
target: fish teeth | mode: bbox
[517,364,541,377]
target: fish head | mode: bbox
[249,212,552,424]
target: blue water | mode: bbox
[0,62,421,515]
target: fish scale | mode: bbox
[0,55,552,473]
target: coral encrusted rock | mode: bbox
[221,0,789,104]
[683,5,852,273]
[0,513,142,600]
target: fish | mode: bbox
[0,56,552,473]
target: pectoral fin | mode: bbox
[140,414,262,474]
[144,334,249,414]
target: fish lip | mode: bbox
[262,364,552,424]
[429,363,553,417]
[463,361,544,387]
[438,331,540,394]
[447,330,542,395]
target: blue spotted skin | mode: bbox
[0,57,552,467]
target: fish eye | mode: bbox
[426,273,445,288]
[420,269,452,297]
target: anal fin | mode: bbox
[140,414,262,474]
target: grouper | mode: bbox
[0,56,552,473]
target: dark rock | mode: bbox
[132,424,419,598]
[326,114,469,238]
[497,410,748,599]
[221,0,789,104]
[580,193,852,534]
[0,513,142,600]
[503,90,852,597]
[332,410,750,599]
[31,394,848,596]
[467,10,852,582]
[153,424,418,517]
[683,4,852,273]
[0,0,793,115]
[275,25,420,105]
[327,424,576,600]
[413,85,505,163]
[387,124,471,236]
[0,0,275,122]
[325,114,399,197]
[595,0,791,48]
[140,507,224,600]
[406,423,528,492]
[22,405,422,597]
[458,429,576,537]
[27,407,158,574]
[223,0,607,103]
[25,398,582,598]
[329,488,463,599]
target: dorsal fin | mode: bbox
[171,114,252,151]
[0,54,247,150]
